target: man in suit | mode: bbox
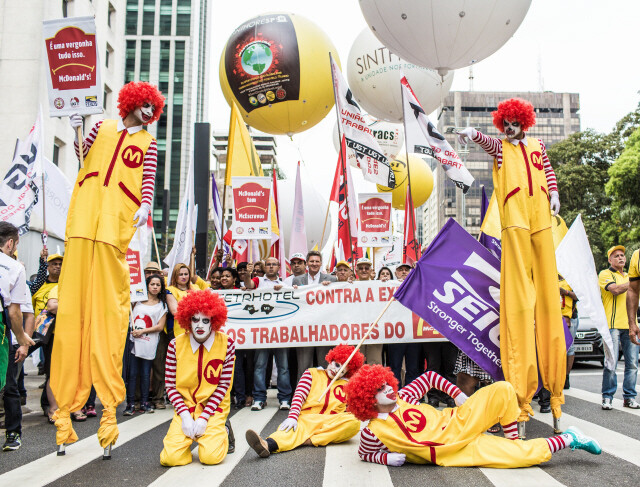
[292,250,337,380]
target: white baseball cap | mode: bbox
[290,253,306,262]
[356,257,372,266]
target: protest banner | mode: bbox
[358,193,392,247]
[42,16,103,117]
[374,233,403,273]
[215,280,444,349]
[232,176,272,240]
[126,228,148,303]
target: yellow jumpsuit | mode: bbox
[51,119,154,447]
[369,382,551,467]
[493,138,566,421]
[269,368,360,452]
[160,332,234,466]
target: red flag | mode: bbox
[403,185,420,265]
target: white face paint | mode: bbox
[133,102,155,124]
[503,119,523,140]
[375,383,397,406]
[326,361,345,379]
[191,312,212,343]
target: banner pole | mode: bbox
[77,126,84,169]
[151,225,162,267]
[317,297,396,402]
[319,199,331,253]
[41,171,48,250]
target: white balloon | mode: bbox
[277,178,332,256]
[359,0,532,75]
[332,118,404,170]
[347,28,454,122]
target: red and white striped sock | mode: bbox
[502,422,518,440]
[546,434,572,453]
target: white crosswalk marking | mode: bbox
[0,408,174,485]
[565,387,640,417]
[322,434,393,487]
[480,467,565,486]
[149,391,279,487]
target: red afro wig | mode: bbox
[325,344,365,378]
[345,364,398,421]
[175,290,227,333]
[492,98,536,133]
[117,82,165,124]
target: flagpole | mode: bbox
[151,225,162,267]
[77,126,84,169]
[319,198,331,253]
[41,171,48,251]
[401,81,417,263]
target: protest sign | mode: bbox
[215,280,444,349]
[358,193,392,247]
[42,16,103,117]
[127,229,148,302]
[232,176,272,240]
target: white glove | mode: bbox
[133,202,151,228]
[456,127,477,146]
[69,114,83,141]
[193,417,208,438]
[180,411,195,439]
[278,417,298,432]
[549,191,560,216]
[454,392,469,407]
[387,452,406,467]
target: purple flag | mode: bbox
[478,186,502,259]
[394,219,504,381]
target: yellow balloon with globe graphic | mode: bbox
[219,12,340,136]
[376,154,433,209]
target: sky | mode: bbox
[209,0,640,216]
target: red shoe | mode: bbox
[83,406,97,418]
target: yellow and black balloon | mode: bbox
[219,12,340,136]
[376,154,433,209]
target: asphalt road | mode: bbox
[1,360,639,486]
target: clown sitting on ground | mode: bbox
[246,344,364,457]
[160,290,235,466]
[457,98,566,428]
[347,365,600,468]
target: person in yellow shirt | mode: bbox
[599,245,640,410]
[347,365,601,468]
[245,344,364,457]
[51,82,165,456]
[559,276,578,390]
[627,249,640,346]
[159,290,235,466]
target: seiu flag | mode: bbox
[394,219,504,381]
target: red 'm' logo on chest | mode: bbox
[122,145,144,168]
[203,359,223,385]
[402,408,427,434]
[333,384,346,403]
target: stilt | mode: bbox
[517,421,526,439]
[57,444,66,456]
[553,416,562,434]
[103,444,112,460]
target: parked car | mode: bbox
[573,316,623,366]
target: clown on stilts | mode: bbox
[246,344,364,457]
[50,82,164,457]
[347,365,600,468]
[160,290,236,466]
[458,98,567,436]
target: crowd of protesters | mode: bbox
[2,218,639,453]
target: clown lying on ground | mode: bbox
[246,344,364,457]
[347,365,601,468]
[160,290,236,466]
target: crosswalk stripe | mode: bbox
[533,411,640,466]
[565,387,640,417]
[0,408,174,485]
[479,467,565,486]
[149,391,279,487]
[322,434,393,487]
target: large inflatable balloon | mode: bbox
[277,177,332,255]
[347,28,454,122]
[376,154,433,209]
[332,117,404,170]
[219,12,340,136]
[359,0,532,75]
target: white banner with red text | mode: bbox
[357,193,392,247]
[215,280,445,349]
[231,176,272,240]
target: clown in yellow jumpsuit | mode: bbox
[246,344,364,457]
[458,98,566,426]
[347,365,601,468]
[160,290,236,466]
[51,82,164,451]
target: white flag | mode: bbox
[0,110,44,234]
[330,54,395,189]
[555,214,616,370]
[401,76,474,193]
[31,158,73,240]
[288,162,308,259]
[164,157,195,277]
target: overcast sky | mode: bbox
[210,0,640,202]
